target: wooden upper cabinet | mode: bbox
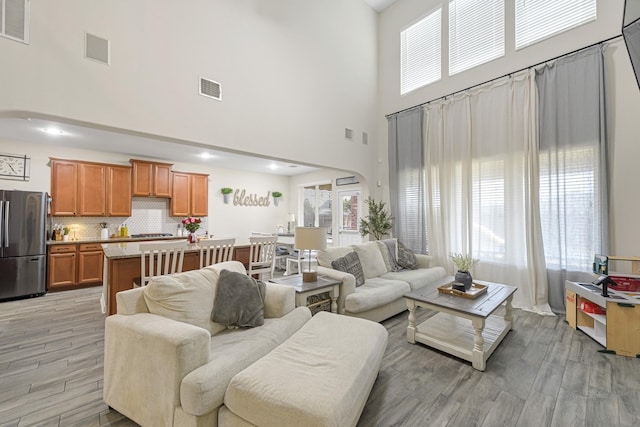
[190,173,209,217]
[78,163,107,216]
[50,159,78,216]
[131,160,173,197]
[170,172,191,217]
[170,172,209,217]
[107,166,132,216]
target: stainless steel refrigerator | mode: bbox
[0,190,47,301]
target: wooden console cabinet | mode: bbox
[566,280,640,357]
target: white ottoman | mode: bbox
[219,311,388,427]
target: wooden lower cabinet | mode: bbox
[48,243,104,291]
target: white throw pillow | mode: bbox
[352,241,387,279]
[143,268,227,336]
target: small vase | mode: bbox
[223,193,231,204]
[188,233,197,243]
[63,235,69,241]
[455,270,473,291]
[273,197,280,206]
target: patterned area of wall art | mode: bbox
[49,197,208,240]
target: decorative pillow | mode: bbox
[378,238,402,272]
[352,241,387,279]
[331,252,365,287]
[397,240,419,270]
[211,269,266,328]
[316,246,353,268]
[143,268,226,336]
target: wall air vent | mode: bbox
[362,131,369,145]
[345,128,354,141]
[85,32,110,65]
[1,0,30,44]
[200,77,222,101]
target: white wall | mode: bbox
[0,139,290,239]
[377,0,640,259]
[0,0,379,190]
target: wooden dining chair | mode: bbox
[134,240,187,287]
[248,235,278,280]
[199,238,236,268]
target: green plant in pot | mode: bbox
[449,252,479,291]
[221,187,233,204]
[272,191,282,206]
[359,198,393,240]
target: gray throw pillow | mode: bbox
[331,252,365,287]
[397,240,419,270]
[211,269,266,328]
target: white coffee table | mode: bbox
[404,277,517,371]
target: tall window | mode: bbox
[516,0,597,49]
[449,0,504,75]
[302,183,332,234]
[400,8,441,94]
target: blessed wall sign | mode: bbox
[233,189,272,207]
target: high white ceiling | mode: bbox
[0,116,320,176]
[364,0,397,12]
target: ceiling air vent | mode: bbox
[1,0,30,44]
[85,33,110,65]
[200,77,222,101]
[345,128,354,141]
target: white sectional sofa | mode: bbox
[104,261,311,427]
[317,240,447,322]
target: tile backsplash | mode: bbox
[49,197,208,239]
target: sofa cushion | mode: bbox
[143,268,227,336]
[316,246,353,268]
[344,278,410,313]
[211,270,266,328]
[180,306,312,416]
[352,241,387,279]
[382,266,448,291]
[331,252,365,287]
[397,240,419,270]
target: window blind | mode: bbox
[1,0,29,43]
[449,0,504,75]
[516,0,597,50]
[400,8,441,95]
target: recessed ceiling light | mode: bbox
[42,128,64,135]
[199,152,214,159]
[268,163,278,170]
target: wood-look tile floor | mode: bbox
[1,287,638,427]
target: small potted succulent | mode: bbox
[63,226,71,241]
[449,252,479,291]
[221,187,233,204]
[272,191,282,206]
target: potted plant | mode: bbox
[272,191,283,206]
[359,198,393,240]
[221,187,233,204]
[449,252,479,291]
[63,226,70,241]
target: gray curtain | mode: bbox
[535,45,609,312]
[387,107,426,253]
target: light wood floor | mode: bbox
[1,287,638,427]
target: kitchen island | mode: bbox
[101,239,251,315]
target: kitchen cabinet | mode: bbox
[48,243,104,290]
[50,159,132,217]
[107,166,132,216]
[170,172,209,217]
[50,159,78,216]
[78,163,106,216]
[48,245,77,289]
[131,160,173,197]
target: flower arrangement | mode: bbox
[449,252,479,272]
[182,217,201,233]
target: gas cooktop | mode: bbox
[130,233,174,238]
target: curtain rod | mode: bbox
[386,33,623,118]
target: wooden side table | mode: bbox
[269,275,341,314]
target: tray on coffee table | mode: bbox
[437,282,488,299]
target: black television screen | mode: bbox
[623,0,640,90]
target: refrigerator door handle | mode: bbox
[0,201,4,247]
[3,201,9,248]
